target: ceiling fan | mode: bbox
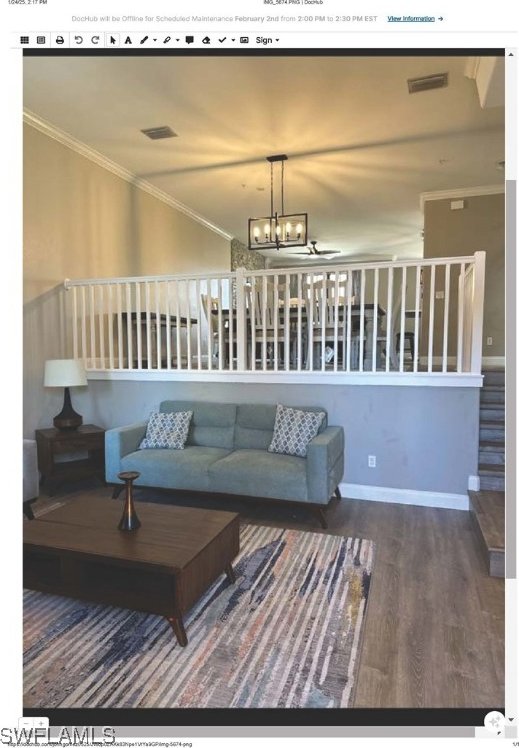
[294,241,342,259]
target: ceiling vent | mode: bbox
[140,126,177,140]
[407,72,448,94]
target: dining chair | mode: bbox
[200,294,229,368]
[245,279,288,369]
[303,279,360,370]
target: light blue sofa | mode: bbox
[105,401,344,527]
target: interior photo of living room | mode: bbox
[22,53,506,712]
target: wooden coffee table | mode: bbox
[23,496,240,647]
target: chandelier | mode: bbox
[248,154,308,251]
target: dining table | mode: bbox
[212,303,386,370]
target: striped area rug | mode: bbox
[24,524,374,708]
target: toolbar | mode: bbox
[13,32,285,48]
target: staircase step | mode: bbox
[479,442,505,465]
[479,463,505,491]
[479,475,505,491]
[480,405,505,422]
[469,490,504,578]
[480,386,505,404]
[480,421,505,442]
[482,370,505,386]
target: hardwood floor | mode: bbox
[30,482,505,709]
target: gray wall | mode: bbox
[71,380,479,495]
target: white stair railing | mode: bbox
[64,252,485,377]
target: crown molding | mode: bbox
[420,184,505,212]
[23,110,234,241]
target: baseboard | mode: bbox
[468,475,481,491]
[482,356,505,367]
[339,482,469,510]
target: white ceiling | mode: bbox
[23,55,504,265]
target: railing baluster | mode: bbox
[107,284,114,370]
[116,284,122,369]
[442,265,451,372]
[414,266,420,373]
[399,266,406,372]
[428,266,436,373]
[250,276,256,371]
[166,281,171,370]
[262,275,267,371]
[320,278,326,371]
[457,263,466,373]
[471,252,486,374]
[274,274,279,371]
[297,273,302,371]
[186,280,192,371]
[333,273,339,373]
[175,280,181,370]
[145,281,151,370]
[372,268,379,372]
[228,280,233,371]
[386,268,393,373]
[136,283,142,370]
[346,272,352,371]
[155,280,161,370]
[218,278,223,370]
[205,279,212,371]
[308,273,314,371]
[89,285,96,369]
[285,273,290,371]
[196,279,202,370]
[359,269,366,372]
[126,283,132,370]
[81,286,87,365]
[72,286,78,360]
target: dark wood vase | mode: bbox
[117,471,141,531]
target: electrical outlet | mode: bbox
[368,455,376,468]
[435,290,445,300]
[487,336,493,346]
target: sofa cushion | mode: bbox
[268,404,326,458]
[208,449,308,502]
[139,411,192,450]
[160,401,237,449]
[234,403,327,450]
[121,446,231,492]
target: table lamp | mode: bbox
[44,359,87,430]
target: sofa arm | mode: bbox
[306,426,344,503]
[105,422,147,483]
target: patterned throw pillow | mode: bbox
[268,404,325,458]
[139,411,193,450]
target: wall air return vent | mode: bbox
[407,72,449,94]
[141,126,177,140]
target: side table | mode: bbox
[35,424,105,495]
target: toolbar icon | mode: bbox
[56,35,65,45]
[91,35,100,44]
[185,35,194,44]
[124,36,132,45]
[107,34,120,46]
[36,36,46,45]
[240,36,249,43]
[20,36,29,45]
[202,36,211,44]
[140,35,148,44]
[74,35,83,44]
[164,36,171,43]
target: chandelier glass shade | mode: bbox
[248,155,308,251]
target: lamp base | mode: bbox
[53,387,83,431]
